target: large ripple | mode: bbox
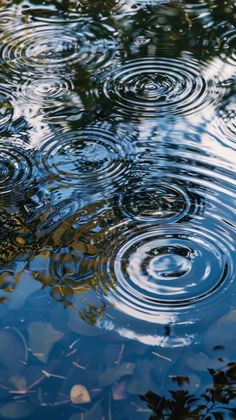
[101,57,222,118]
[0,22,116,74]
[100,221,233,316]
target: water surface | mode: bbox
[0,0,236,418]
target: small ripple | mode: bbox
[0,8,24,29]
[0,23,116,74]
[203,23,236,67]
[101,57,221,118]
[37,127,134,190]
[0,142,33,196]
[120,183,190,223]
[17,77,74,105]
[133,36,151,47]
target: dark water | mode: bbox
[0,0,236,418]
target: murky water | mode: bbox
[0,0,236,418]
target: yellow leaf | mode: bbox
[70,385,91,404]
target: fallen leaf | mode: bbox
[98,363,135,387]
[204,310,236,355]
[9,374,27,392]
[28,322,64,363]
[0,330,27,372]
[126,360,154,395]
[70,384,91,404]
[0,401,34,419]
[112,380,127,400]
[187,353,226,371]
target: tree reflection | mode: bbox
[141,363,236,419]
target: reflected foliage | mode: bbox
[141,364,236,419]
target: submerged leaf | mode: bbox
[0,401,34,419]
[28,322,64,363]
[204,310,236,355]
[187,353,226,371]
[70,384,91,404]
[112,380,127,400]
[126,360,154,395]
[9,374,27,392]
[0,330,27,372]
[98,363,135,387]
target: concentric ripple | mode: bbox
[0,143,33,195]
[17,77,74,105]
[120,183,190,223]
[101,57,219,117]
[94,212,235,346]
[38,127,134,189]
[0,8,23,30]
[0,23,116,74]
[104,222,232,310]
